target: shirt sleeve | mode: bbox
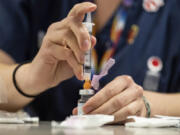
[0,0,32,63]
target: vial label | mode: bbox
[78,102,85,115]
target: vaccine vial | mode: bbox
[78,89,94,115]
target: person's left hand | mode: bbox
[73,75,147,123]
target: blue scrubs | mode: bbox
[0,0,180,121]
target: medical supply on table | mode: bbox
[77,13,116,115]
[77,58,115,115]
[0,111,39,124]
[51,126,114,135]
[78,13,116,114]
[91,58,115,90]
[51,115,114,129]
[83,12,94,81]
[83,80,91,90]
[84,49,92,81]
[155,115,180,120]
[78,89,94,115]
[77,12,95,115]
[125,115,180,128]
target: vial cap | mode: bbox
[79,89,94,95]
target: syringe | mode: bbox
[83,12,94,88]
[77,12,94,115]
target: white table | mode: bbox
[0,122,180,135]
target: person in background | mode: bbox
[0,0,180,123]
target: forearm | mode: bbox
[0,63,46,112]
[144,91,180,117]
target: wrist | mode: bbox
[143,91,155,117]
[142,96,151,117]
[15,63,47,96]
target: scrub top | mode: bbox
[0,0,180,121]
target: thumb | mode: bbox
[72,107,78,115]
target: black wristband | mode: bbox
[13,62,37,98]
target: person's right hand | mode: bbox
[24,2,97,93]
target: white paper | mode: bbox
[125,116,180,128]
[52,115,114,129]
[0,111,39,124]
[155,115,180,120]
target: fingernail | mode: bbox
[84,106,93,114]
[82,40,90,50]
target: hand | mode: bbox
[73,75,147,123]
[26,2,97,93]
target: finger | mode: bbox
[47,2,96,31]
[54,61,74,84]
[68,19,97,51]
[66,51,83,80]
[69,20,91,51]
[83,76,134,114]
[64,30,85,64]
[43,43,73,61]
[45,43,83,80]
[72,108,78,115]
[45,30,85,64]
[91,35,96,48]
[48,18,90,51]
[113,98,143,123]
[68,2,96,51]
[48,8,97,52]
[68,2,97,21]
[89,85,143,115]
[48,19,96,52]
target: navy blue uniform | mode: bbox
[0,0,180,121]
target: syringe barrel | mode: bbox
[83,48,92,80]
[83,12,93,80]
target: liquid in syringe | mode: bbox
[83,12,94,81]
